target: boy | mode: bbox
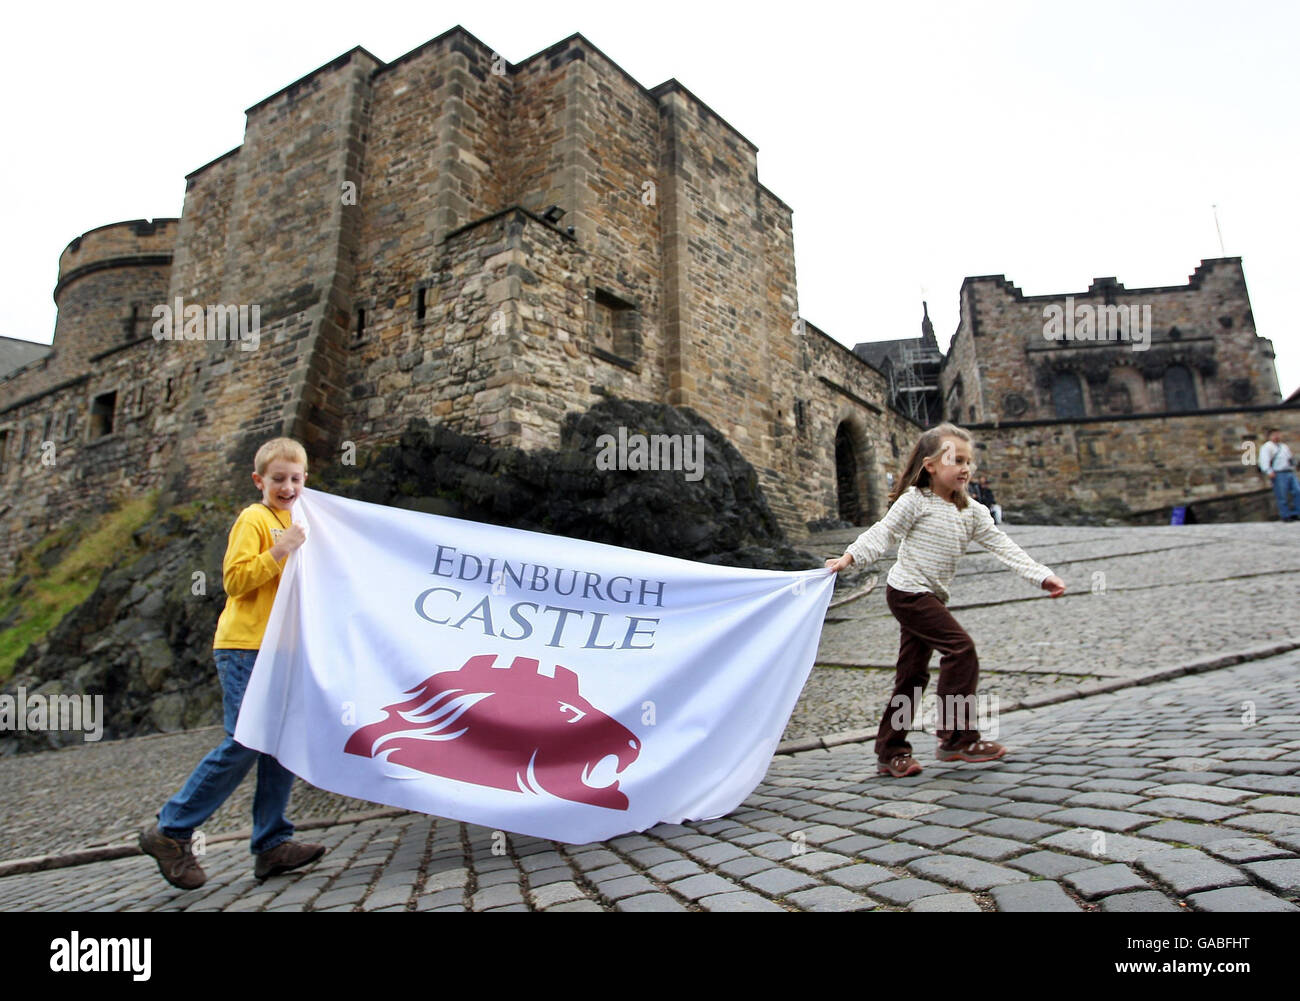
[139,437,325,889]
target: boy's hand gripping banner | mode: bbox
[235,488,835,844]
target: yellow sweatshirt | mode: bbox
[213,503,292,650]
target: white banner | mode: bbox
[235,487,835,844]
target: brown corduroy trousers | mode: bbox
[875,585,983,762]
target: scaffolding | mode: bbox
[890,341,943,425]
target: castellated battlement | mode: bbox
[959,258,1251,303]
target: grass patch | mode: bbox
[165,499,208,522]
[0,492,159,680]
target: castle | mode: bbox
[860,262,1289,521]
[0,26,1294,576]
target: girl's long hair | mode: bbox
[888,422,974,510]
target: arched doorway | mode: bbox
[835,422,863,524]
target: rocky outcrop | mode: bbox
[329,400,819,569]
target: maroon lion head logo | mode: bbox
[344,654,641,810]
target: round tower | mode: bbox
[50,218,177,382]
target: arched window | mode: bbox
[1051,371,1085,418]
[1163,365,1197,412]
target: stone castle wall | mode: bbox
[0,219,183,558]
[969,404,1295,523]
[164,47,382,488]
[0,329,176,554]
[798,324,923,526]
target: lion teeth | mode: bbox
[582,753,622,789]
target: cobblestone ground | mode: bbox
[2,652,1296,912]
[812,522,1300,676]
[1,520,1297,910]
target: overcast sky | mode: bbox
[3,0,1296,398]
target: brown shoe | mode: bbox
[254,840,326,880]
[877,754,923,777]
[138,823,207,890]
[936,739,1006,763]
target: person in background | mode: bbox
[972,475,1002,524]
[1259,428,1299,522]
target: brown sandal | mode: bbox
[877,754,923,777]
[936,739,1006,763]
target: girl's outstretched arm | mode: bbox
[826,488,922,573]
[970,501,1065,595]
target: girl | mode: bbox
[826,422,1066,777]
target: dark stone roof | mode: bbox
[852,303,942,372]
[0,337,51,380]
[851,337,918,371]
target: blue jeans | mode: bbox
[157,648,296,855]
[1271,470,1300,520]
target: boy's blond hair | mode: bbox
[253,437,308,476]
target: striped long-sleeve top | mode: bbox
[845,485,1054,605]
